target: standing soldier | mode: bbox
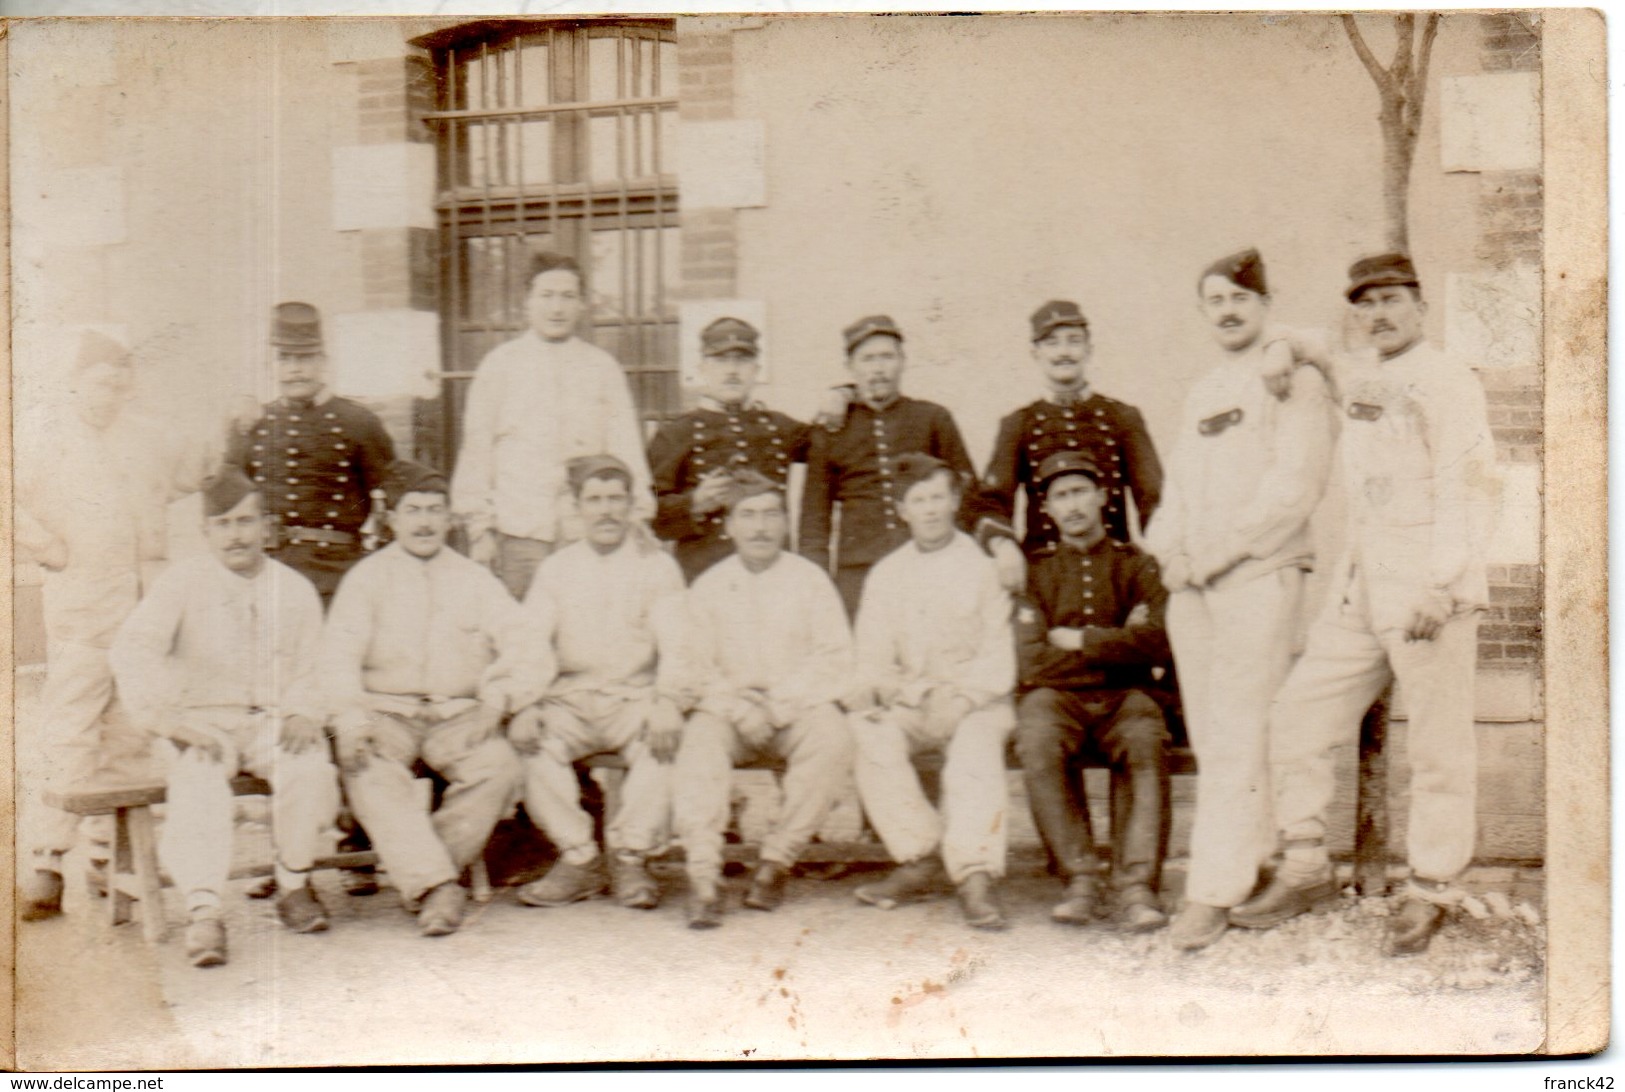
[17,330,212,920]
[225,301,395,899]
[847,455,1017,930]
[670,471,855,929]
[1015,452,1175,933]
[110,470,342,967]
[1143,249,1334,951]
[801,315,1017,617]
[647,318,812,582]
[226,301,395,605]
[509,456,688,911]
[452,252,654,599]
[982,301,1162,560]
[321,461,549,937]
[1231,254,1500,956]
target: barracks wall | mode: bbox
[9,15,1544,864]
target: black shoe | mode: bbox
[957,872,1007,931]
[276,885,330,934]
[1384,898,1446,956]
[743,862,788,911]
[1050,875,1099,926]
[686,882,723,930]
[244,875,278,900]
[855,857,945,910]
[1229,870,1339,930]
[611,853,660,910]
[20,870,65,922]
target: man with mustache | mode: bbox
[453,252,654,599]
[800,315,1009,617]
[509,456,688,911]
[322,460,548,937]
[981,301,1163,562]
[1142,249,1334,950]
[225,301,396,899]
[671,470,854,928]
[848,455,1017,930]
[1232,254,1500,957]
[225,302,395,606]
[648,318,812,582]
[110,470,341,967]
[1015,452,1176,933]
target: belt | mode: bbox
[279,526,357,547]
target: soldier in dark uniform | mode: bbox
[647,317,811,583]
[801,315,1017,617]
[225,301,395,898]
[1014,451,1174,934]
[225,302,395,605]
[981,300,1163,557]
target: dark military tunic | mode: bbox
[800,395,1001,616]
[647,401,811,583]
[226,393,395,600]
[982,392,1162,554]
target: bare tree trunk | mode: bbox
[1342,13,1441,252]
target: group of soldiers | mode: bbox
[18,246,1499,971]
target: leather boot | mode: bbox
[518,856,609,907]
[1050,874,1099,926]
[957,871,1007,931]
[418,881,468,937]
[1169,901,1229,951]
[743,862,789,911]
[276,885,330,934]
[19,869,65,922]
[687,879,723,930]
[611,852,660,910]
[185,914,228,967]
[855,857,945,910]
[1115,883,1167,933]
[1229,868,1339,930]
[1384,898,1446,956]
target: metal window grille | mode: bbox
[422,20,680,470]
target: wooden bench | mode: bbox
[42,776,491,944]
[49,713,1390,945]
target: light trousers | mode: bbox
[1167,566,1303,907]
[851,700,1016,885]
[521,691,671,861]
[27,638,153,863]
[157,708,340,902]
[1269,571,1480,883]
[673,704,853,884]
[344,705,521,903]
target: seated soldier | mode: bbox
[321,460,548,937]
[1013,452,1174,933]
[109,469,341,968]
[510,455,688,910]
[848,455,1018,930]
[671,470,855,929]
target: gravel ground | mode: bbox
[17,829,1544,1070]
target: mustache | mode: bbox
[1219,317,1243,327]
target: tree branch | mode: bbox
[1390,13,1415,85]
[1404,14,1443,133]
[1341,14,1397,96]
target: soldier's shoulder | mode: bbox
[1089,391,1148,420]
[323,395,387,424]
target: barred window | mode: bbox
[421,19,680,464]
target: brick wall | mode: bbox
[677,24,741,301]
[1481,12,1542,72]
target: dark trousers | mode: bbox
[1015,687,1169,889]
[833,563,873,620]
[269,540,362,603]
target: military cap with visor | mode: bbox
[1344,252,1420,302]
[843,314,904,354]
[701,317,760,357]
[1030,300,1090,342]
